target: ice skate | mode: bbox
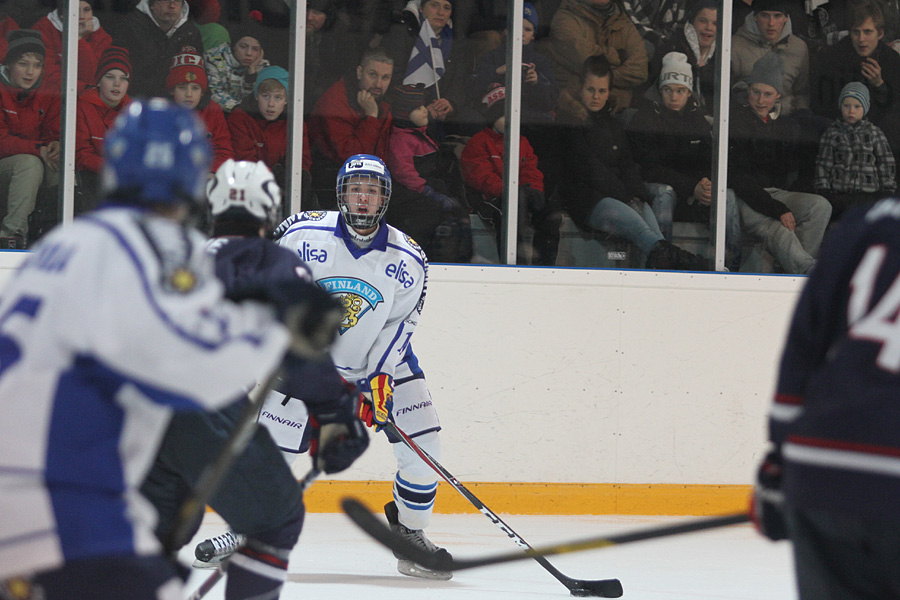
[384,501,452,580]
[192,530,246,569]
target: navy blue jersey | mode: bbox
[207,235,348,411]
[772,198,900,520]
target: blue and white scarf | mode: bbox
[403,10,453,92]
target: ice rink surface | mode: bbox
[180,510,798,600]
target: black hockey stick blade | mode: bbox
[343,497,748,575]
[341,497,623,597]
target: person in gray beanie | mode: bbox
[727,52,832,274]
[815,81,896,221]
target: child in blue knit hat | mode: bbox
[815,81,896,221]
[227,65,293,187]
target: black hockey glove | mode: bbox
[308,383,370,474]
[750,448,788,541]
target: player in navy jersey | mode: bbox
[753,196,900,599]
[140,159,369,598]
[0,101,340,599]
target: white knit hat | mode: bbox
[658,52,693,90]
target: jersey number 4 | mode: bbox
[848,245,900,373]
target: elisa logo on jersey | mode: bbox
[302,211,327,221]
[385,260,416,288]
[298,241,328,263]
[318,277,384,333]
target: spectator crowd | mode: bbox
[2,0,900,272]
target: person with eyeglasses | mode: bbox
[108,0,203,97]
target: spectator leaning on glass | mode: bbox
[0,30,60,249]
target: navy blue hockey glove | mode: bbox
[751,448,788,541]
[231,278,342,359]
[308,382,370,474]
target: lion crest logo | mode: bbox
[317,277,384,333]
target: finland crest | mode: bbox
[318,277,384,334]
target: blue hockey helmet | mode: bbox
[101,98,212,207]
[336,154,392,231]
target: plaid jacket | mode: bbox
[815,119,896,194]
[619,0,685,45]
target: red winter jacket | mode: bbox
[308,74,392,166]
[197,100,233,172]
[0,76,61,160]
[228,107,311,171]
[460,127,543,200]
[228,107,287,171]
[75,87,129,173]
[33,14,112,92]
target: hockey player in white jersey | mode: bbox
[0,100,340,599]
[194,153,452,578]
[280,153,449,579]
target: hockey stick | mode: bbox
[186,468,321,600]
[383,421,624,598]
[342,497,749,572]
[164,366,284,555]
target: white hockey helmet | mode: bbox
[206,159,282,229]
[336,154,392,231]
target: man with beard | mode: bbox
[308,46,394,207]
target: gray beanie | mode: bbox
[839,82,870,116]
[747,52,784,95]
[4,30,45,66]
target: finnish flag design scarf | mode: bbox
[403,10,453,92]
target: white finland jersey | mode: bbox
[277,211,428,384]
[0,207,290,579]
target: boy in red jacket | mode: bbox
[32,0,111,92]
[228,65,313,197]
[167,45,233,173]
[0,30,60,247]
[75,46,131,213]
[460,85,560,265]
